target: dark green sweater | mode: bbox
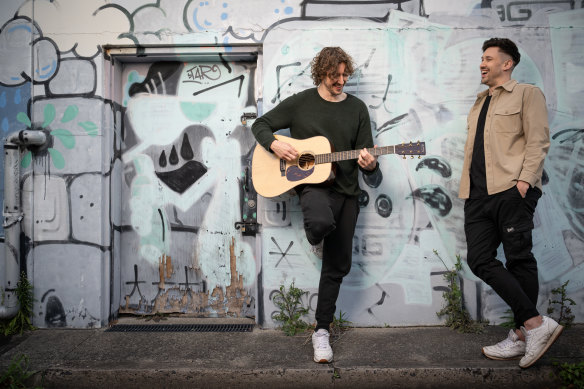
[251,88,377,196]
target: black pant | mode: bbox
[464,186,542,328]
[298,186,359,331]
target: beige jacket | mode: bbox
[459,79,550,199]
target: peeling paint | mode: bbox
[158,254,172,288]
[121,237,250,316]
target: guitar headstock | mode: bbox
[396,141,426,159]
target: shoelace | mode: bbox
[498,337,521,349]
[314,333,330,349]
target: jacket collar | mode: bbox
[477,79,517,98]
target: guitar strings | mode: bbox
[295,142,423,165]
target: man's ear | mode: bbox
[503,58,514,72]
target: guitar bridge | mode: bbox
[279,159,286,176]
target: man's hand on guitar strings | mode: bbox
[270,139,299,161]
[359,146,378,171]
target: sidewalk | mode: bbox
[0,317,582,389]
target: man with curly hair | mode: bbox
[459,38,562,368]
[252,47,378,363]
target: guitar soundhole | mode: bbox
[298,153,315,170]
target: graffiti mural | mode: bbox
[0,0,581,328]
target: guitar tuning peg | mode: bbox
[410,155,414,159]
[418,156,421,159]
[409,141,413,146]
[403,155,406,160]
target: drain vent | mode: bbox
[106,323,254,333]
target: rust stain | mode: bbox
[165,255,172,279]
[210,237,251,316]
[157,254,173,289]
[210,286,226,315]
[158,256,165,289]
[121,294,145,314]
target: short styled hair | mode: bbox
[482,38,521,67]
[310,47,355,86]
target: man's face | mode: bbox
[322,62,349,97]
[480,46,512,88]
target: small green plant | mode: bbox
[272,282,310,336]
[551,360,584,389]
[434,250,485,333]
[2,272,36,336]
[547,280,576,328]
[0,354,41,389]
[328,310,352,345]
[331,310,351,333]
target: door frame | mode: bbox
[103,44,263,322]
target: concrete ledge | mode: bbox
[1,324,581,389]
[33,366,558,389]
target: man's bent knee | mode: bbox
[305,218,335,245]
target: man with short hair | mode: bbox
[459,37,562,368]
[252,47,378,363]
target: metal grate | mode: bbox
[106,323,254,333]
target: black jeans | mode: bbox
[298,186,359,332]
[464,186,542,328]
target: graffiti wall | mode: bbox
[0,0,582,328]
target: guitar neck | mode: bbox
[315,146,395,164]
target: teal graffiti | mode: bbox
[17,103,98,169]
[180,102,216,121]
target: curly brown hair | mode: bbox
[310,47,355,86]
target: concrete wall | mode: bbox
[0,0,582,329]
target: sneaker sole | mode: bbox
[481,348,523,361]
[519,325,564,368]
[314,357,333,363]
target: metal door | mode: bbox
[118,58,258,318]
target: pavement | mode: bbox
[0,317,582,389]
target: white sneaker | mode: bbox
[312,329,333,363]
[482,329,526,360]
[519,316,564,368]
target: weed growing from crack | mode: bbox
[0,354,41,389]
[272,281,310,336]
[330,310,352,345]
[434,250,486,333]
[2,272,36,336]
[551,360,584,389]
[547,280,576,328]
[331,310,351,331]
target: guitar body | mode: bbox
[251,135,334,197]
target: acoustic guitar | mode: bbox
[251,134,426,197]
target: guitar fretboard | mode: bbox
[315,146,395,164]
